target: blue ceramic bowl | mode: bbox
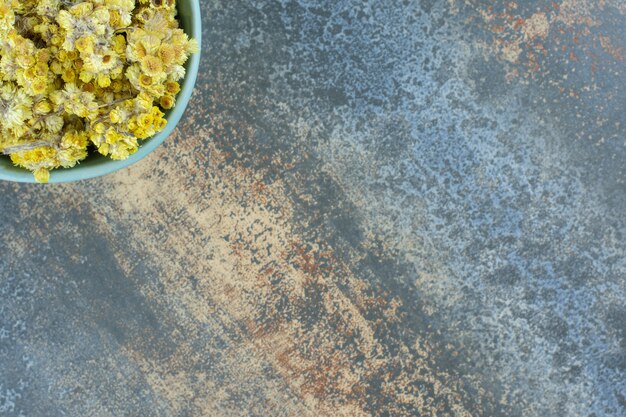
[0,0,202,183]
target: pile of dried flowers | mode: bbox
[0,0,197,182]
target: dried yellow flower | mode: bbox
[159,94,174,109]
[0,0,197,182]
[165,81,180,95]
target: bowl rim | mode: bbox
[0,0,202,184]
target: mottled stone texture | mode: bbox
[1,1,625,416]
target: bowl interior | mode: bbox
[0,0,201,183]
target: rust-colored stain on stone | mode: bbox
[475,0,625,86]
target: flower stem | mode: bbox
[1,140,58,155]
[97,97,132,109]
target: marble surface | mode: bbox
[1,1,625,416]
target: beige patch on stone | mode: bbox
[599,35,625,61]
[523,13,550,41]
[501,42,522,63]
[93,127,479,416]
[555,0,600,27]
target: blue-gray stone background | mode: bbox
[1,0,625,416]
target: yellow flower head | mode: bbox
[157,44,176,66]
[33,167,50,183]
[62,68,76,83]
[75,35,95,54]
[31,78,48,95]
[10,145,57,171]
[165,81,180,95]
[0,82,33,130]
[34,62,48,77]
[139,74,153,87]
[111,34,126,54]
[97,73,111,88]
[33,99,52,115]
[140,55,163,77]
[0,3,15,38]
[159,94,174,109]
